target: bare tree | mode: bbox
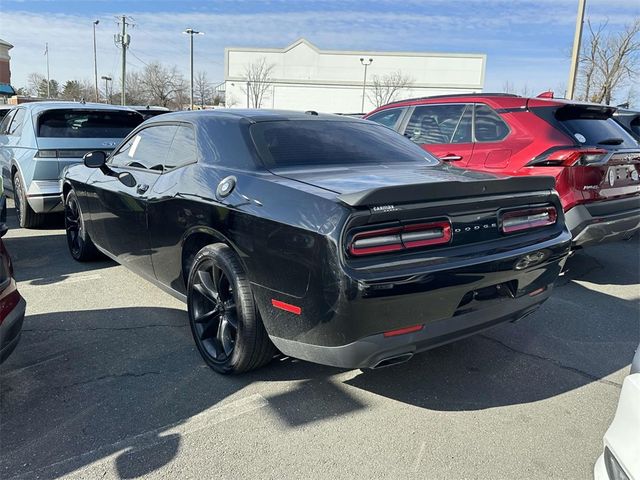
[240,58,275,108]
[502,80,516,94]
[368,71,414,108]
[577,18,640,104]
[138,62,187,108]
[27,72,45,96]
[194,71,212,108]
[123,71,148,105]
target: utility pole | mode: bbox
[44,43,51,98]
[114,15,133,106]
[567,0,586,100]
[93,20,100,102]
[101,76,112,104]
[359,57,373,113]
[183,28,204,110]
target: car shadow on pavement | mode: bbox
[0,306,352,479]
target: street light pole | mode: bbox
[101,75,112,104]
[567,0,586,100]
[93,20,100,103]
[183,28,204,110]
[359,57,373,113]
[246,81,250,108]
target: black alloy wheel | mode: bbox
[64,190,98,261]
[187,244,275,374]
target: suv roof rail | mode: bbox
[382,92,521,108]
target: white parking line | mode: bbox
[7,393,268,480]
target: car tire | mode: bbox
[64,189,99,261]
[13,174,45,229]
[187,243,276,374]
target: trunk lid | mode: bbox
[271,163,555,206]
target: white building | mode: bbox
[223,38,486,113]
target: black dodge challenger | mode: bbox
[62,110,571,374]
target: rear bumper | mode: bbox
[565,196,640,247]
[0,293,26,363]
[270,287,551,369]
[26,180,63,213]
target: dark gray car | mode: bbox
[0,102,143,227]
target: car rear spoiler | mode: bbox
[337,176,556,207]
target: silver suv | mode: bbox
[0,102,143,227]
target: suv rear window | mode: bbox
[37,109,143,138]
[560,117,638,149]
[250,120,438,168]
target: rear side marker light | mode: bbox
[349,221,451,256]
[36,149,58,158]
[384,325,423,337]
[271,299,301,315]
[501,207,557,234]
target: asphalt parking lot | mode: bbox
[0,203,638,480]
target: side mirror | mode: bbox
[83,151,106,168]
[117,171,137,188]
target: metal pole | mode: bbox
[359,57,373,113]
[121,15,126,106]
[190,33,194,110]
[45,43,50,98]
[246,81,250,108]
[93,20,100,102]
[567,0,586,100]
[104,78,109,103]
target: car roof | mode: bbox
[128,105,171,111]
[144,109,367,124]
[14,101,141,115]
[371,93,617,113]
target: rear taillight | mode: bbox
[528,147,609,167]
[500,206,557,234]
[35,149,58,158]
[348,221,451,256]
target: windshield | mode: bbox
[37,109,143,138]
[250,120,439,168]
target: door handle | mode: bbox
[440,154,463,161]
[136,184,149,194]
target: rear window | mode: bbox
[250,120,438,168]
[560,117,638,149]
[37,109,143,138]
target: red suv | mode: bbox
[365,93,640,247]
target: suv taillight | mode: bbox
[528,147,609,167]
[348,221,451,256]
[500,206,557,234]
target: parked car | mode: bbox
[0,102,144,228]
[594,345,640,480]
[62,109,571,374]
[128,105,171,120]
[0,223,26,363]
[614,108,640,140]
[365,93,640,248]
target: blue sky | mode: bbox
[3,0,639,101]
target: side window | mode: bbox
[0,110,15,135]
[474,104,509,142]
[164,125,197,170]
[403,104,471,145]
[367,109,404,129]
[109,125,177,171]
[7,109,26,137]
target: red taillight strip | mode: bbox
[528,147,609,167]
[501,207,557,234]
[383,324,423,337]
[271,299,302,315]
[349,221,451,257]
